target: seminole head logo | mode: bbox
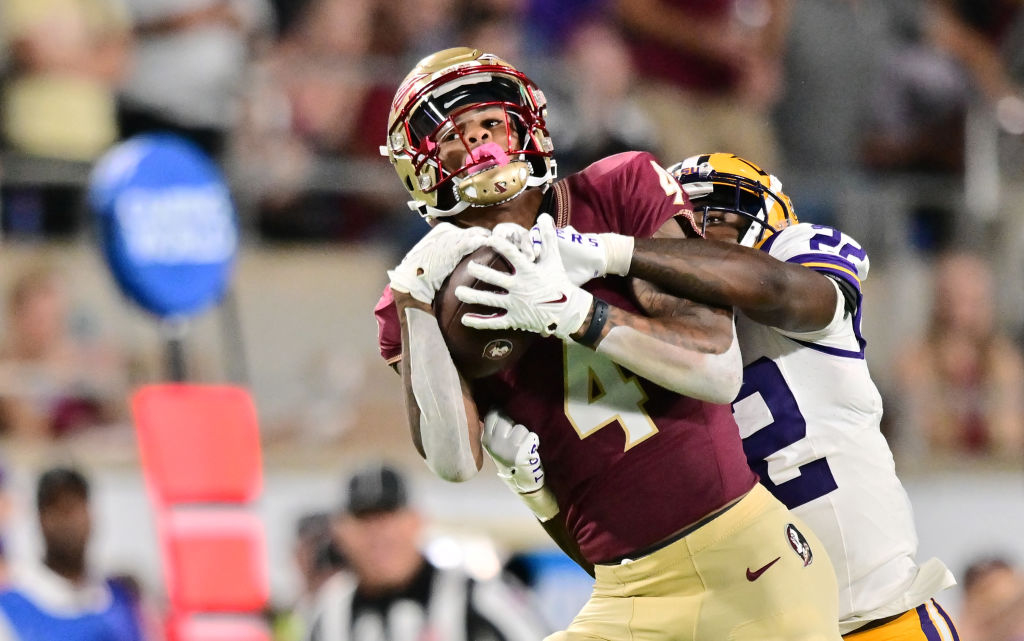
[483,339,513,360]
[786,524,813,567]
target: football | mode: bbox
[433,246,536,379]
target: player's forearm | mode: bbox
[589,305,742,403]
[629,237,834,331]
[398,300,482,481]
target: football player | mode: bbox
[482,153,961,640]
[375,48,842,640]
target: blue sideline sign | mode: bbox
[88,134,238,319]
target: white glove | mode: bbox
[387,223,489,304]
[531,215,635,286]
[483,409,559,521]
[490,221,537,262]
[457,214,594,340]
[483,410,544,493]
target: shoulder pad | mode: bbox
[765,223,870,283]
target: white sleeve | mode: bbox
[596,322,742,403]
[405,308,479,482]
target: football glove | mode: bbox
[490,221,537,262]
[458,214,593,340]
[483,409,559,521]
[531,214,634,286]
[387,223,489,304]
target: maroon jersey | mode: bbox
[375,152,757,563]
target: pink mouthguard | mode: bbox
[469,142,510,166]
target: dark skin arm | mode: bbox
[628,237,839,332]
[541,514,595,578]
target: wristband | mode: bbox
[603,233,635,276]
[575,298,609,348]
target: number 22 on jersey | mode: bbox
[563,343,658,450]
[734,357,838,509]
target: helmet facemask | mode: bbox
[669,155,796,248]
[384,56,556,220]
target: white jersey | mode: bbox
[732,223,955,633]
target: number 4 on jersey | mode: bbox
[563,343,658,449]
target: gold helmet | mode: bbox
[381,47,556,219]
[668,153,796,247]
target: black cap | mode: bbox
[343,463,409,516]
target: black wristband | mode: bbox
[576,298,609,348]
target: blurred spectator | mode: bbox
[454,0,527,63]
[0,265,130,440]
[958,555,1024,641]
[891,250,1024,465]
[0,466,150,640]
[613,0,791,167]
[116,0,274,161]
[272,512,346,641]
[0,0,132,236]
[306,462,550,641]
[860,0,1024,175]
[1,0,131,160]
[547,18,657,176]
[235,0,407,244]
[772,0,897,228]
[860,0,972,176]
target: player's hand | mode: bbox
[483,409,559,521]
[387,223,489,304]
[457,215,594,339]
[531,215,635,286]
[483,409,544,494]
[490,221,537,262]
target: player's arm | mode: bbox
[629,236,839,332]
[482,410,595,577]
[558,223,841,333]
[393,292,482,481]
[586,215,740,403]
[387,224,490,482]
[460,215,741,403]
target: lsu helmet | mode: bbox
[381,47,556,219]
[667,153,796,248]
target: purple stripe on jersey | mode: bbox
[931,600,960,641]
[791,337,864,359]
[853,295,868,351]
[917,602,942,641]
[760,231,782,253]
[786,253,860,287]
[786,252,869,352]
